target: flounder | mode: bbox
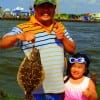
[17,47,45,100]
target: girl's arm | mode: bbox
[88,79,98,100]
[82,79,98,100]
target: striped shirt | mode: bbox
[5,27,73,93]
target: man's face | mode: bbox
[34,3,56,23]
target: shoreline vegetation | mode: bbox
[0,14,100,23]
[0,17,100,23]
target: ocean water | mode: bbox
[0,20,100,98]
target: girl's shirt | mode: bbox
[64,76,90,100]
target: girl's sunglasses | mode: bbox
[69,57,85,64]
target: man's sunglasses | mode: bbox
[69,57,85,64]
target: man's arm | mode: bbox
[0,35,19,48]
[0,25,45,49]
[61,36,76,54]
[0,31,35,49]
[54,22,76,54]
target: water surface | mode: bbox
[0,20,100,98]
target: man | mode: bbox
[0,0,76,100]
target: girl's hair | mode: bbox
[64,52,90,83]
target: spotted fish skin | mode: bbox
[17,47,45,100]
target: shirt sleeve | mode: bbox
[64,29,74,41]
[3,27,23,46]
[4,27,23,37]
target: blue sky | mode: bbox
[0,0,100,14]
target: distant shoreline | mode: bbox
[0,17,100,23]
[0,17,30,21]
[56,19,100,23]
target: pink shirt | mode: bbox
[64,77,90,100]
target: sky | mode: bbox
[0,0,100,14]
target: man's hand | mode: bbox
[54,22,65,40]
[16,26,44,42]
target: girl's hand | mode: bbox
[82,88,90,98]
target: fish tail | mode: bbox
[25,91,34,100]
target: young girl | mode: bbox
[64,52,98,100]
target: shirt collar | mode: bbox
[29,15,55,33]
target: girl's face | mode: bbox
[34,3,55,23]
[71,62,86,79]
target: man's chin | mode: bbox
[41,18,51,22]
